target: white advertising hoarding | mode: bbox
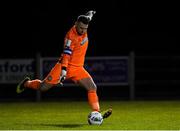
[0,59,35,83]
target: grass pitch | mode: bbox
[0,101,180,130]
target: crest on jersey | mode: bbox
[80,37,88,45]
[47,75,52,81]
[65,39,72,47]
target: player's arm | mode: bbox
[59,37,74,83]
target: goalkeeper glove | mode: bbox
[60,67,67,83]
[86,10,96,21]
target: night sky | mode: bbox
[1,0,178,58]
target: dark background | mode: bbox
[0,0,179,100]
[1,0,178,58]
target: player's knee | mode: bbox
[90,84,97,90]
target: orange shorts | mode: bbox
[44,62,91,84]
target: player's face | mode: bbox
[76,22,88,35]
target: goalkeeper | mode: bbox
[17,10,112,119]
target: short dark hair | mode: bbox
[77,15,90,25]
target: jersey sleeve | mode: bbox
[61,32,75,68]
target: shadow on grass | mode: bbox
[40,123,85,128]
[22,123,85,128]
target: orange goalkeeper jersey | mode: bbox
[60,26,88,67]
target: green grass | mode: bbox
[0,101,180,130]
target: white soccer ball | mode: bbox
[88,111,103,125]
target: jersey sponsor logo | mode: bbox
[80,37,88,45]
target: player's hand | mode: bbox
[60,68,67,83]
[86,10,96,16]
[86,10,96,21]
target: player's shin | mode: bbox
[87,90,100,112]
[24,79,41,90]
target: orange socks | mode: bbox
[24,79,41,90]
[88,90,100,112]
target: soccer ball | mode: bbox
[88,111,103,125]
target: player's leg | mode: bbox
[77,77,112,119]
[25,80,53,92]
[67,66,99,112]
[16,62,61,93]
[78,77,100,111]
[74,67,112,119]
[16,77,54,93]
